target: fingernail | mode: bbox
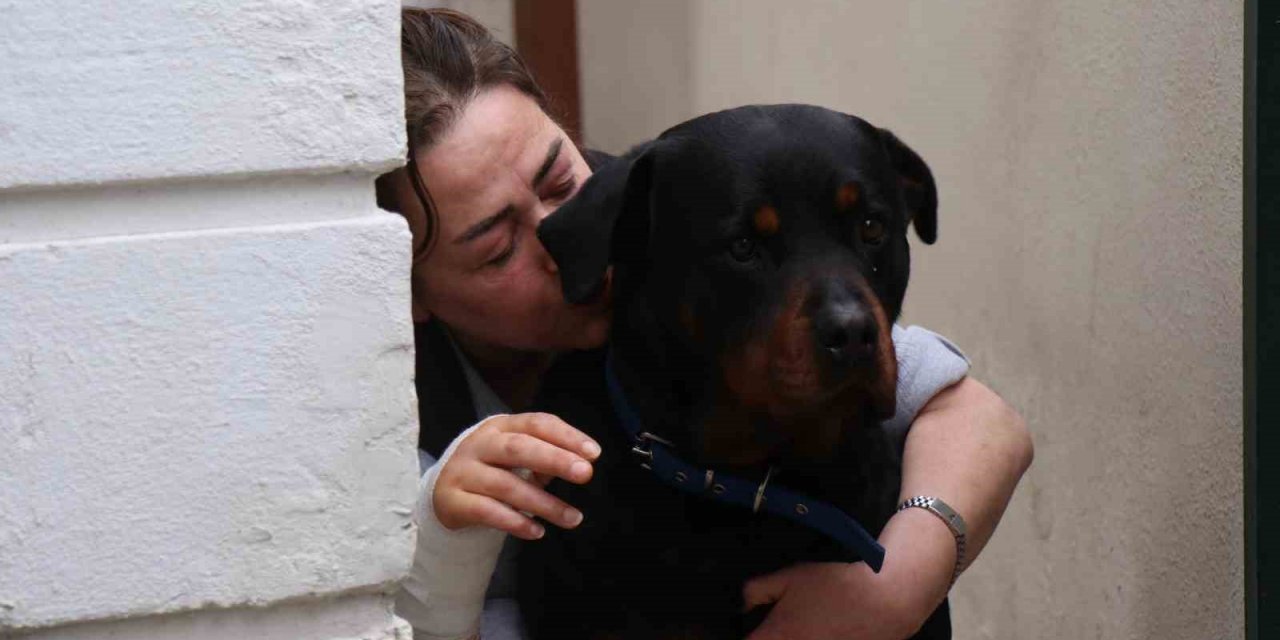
[582,440,601,459]
[570,460,591,480]
[564,508,584,528]
[531,523,545,539]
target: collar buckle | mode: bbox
[752,466,777,513]
[631,431,675,470]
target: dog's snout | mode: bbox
[806,279,879,368]
[814,302,876,363]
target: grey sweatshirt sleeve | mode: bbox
[883,324,972,449]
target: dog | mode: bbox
[518,104,948,640]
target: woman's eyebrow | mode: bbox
[455,206,514,245]
[455,138,563,246]
[532,138,564,188]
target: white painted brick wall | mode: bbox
[0,0,404,188]
[0,1,417,637]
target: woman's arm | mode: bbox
[743,377,1033,640]
[397,444,504,640]
[898,376,1034,579]
[878,376,1034,626]
[397,413,601,640]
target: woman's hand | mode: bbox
[741,507,956,640]
[432,412,602,540]
[743,376,1032,639]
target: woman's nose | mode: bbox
[540,245,559,274]
[533,200,557,223]
[531,203,559,274]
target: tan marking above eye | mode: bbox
[836,183,860,211]
[753,205,781,236]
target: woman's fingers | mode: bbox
[479,430,595,485]
[500,413,601,461]
[440,490,547,540]
[433,412,600,532]
[468,465,584,530]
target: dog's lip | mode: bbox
[770,361,864,398]
[770,368,823,400]
[765,365,880,417]
[576,268,614,308]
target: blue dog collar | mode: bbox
[603,353,886,572]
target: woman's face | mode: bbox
[389,84,609,352]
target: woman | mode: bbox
[376,8,1033,640]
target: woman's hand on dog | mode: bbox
[433,412,601,540]
[741,507,955,640]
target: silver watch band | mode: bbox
[898,495,967,587]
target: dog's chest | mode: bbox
[521,351,901,638]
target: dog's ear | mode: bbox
[537,143,658,303]
[878,129,938,245]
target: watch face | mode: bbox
[903,496,966,536]
[934,500,966,536]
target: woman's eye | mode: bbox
[545,178,577,202]
[860,219,887,246]
[486,241,517,267]
[729,237,757,262]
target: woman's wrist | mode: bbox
[876,506,958,620]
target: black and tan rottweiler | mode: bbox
[519,104,948,640]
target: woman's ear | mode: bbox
[537,141,658,303]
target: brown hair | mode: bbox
[400,8,547,148]
[377,7,549,259]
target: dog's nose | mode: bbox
[814,301,877,365]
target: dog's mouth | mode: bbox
[726,295,895,416]
[768,336,878,405]
[706,349,893,469]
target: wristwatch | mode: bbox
[898,495,967,587]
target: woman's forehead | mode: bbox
[417,87,558,232]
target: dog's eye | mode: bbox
[729,237,757,262]
[860,219,887,246]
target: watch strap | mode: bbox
[898,495,967,586]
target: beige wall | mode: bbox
[405,0,515,44]
[578,0,692,154]
[580,1,1243,637]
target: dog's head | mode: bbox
[540,105,937,467]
